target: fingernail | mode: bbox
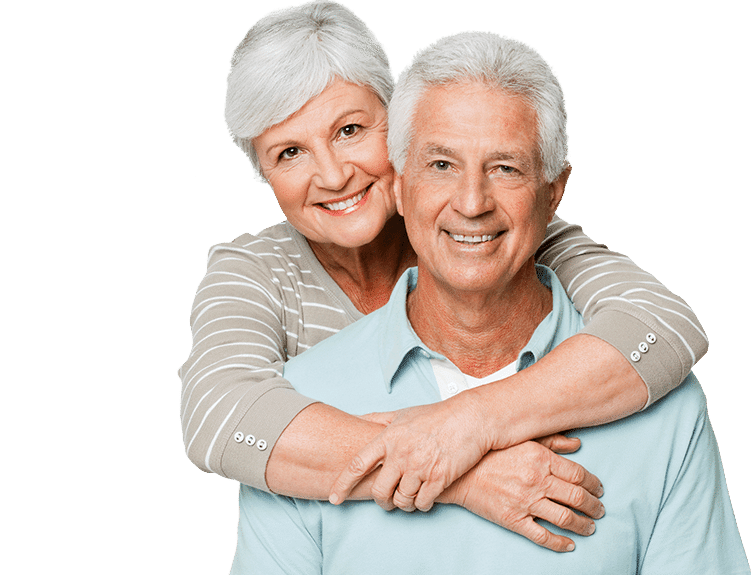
[329,494,340,505]
[566,543,575,552]
[597,483,604,497]
[597,503,605,519]
[588,522,596,535]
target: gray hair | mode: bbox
[226,1,393,174]
[388,32,568,183]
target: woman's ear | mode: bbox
[393,173,405,216]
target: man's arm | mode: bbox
[639,381,750,574]
[231,485,322,575]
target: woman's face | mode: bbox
[253,80,396,249]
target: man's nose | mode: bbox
[450,170,494,218]
[312,146,353,191]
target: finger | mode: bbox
[392,474,423,512]
[538,434,581,454]
[369,463,405,510]
[413,478,445,512]
[392,486,417,512]
[530,497,597,537]
[329,442,386,505]
[549,454,604,498]
[512,516,577,553]
[545,476,605,520]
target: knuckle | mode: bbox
[555,507,576,528]
[569,465,586,485]
[519,466,542,487]
[348,454,370,476]
[530,527,551,547]
[570,486,586,508]
[371,484,392,502]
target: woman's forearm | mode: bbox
[265,403,385,499]
[474,333,648,450]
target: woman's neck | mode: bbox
[308,214,417,315]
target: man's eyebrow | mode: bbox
[421,144,457,157]
[486,151,517,161]
[486,150,536,171]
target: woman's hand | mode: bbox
[439,440,605,553]
[330,393,496,510]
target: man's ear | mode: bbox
[393,172,405,216]
[546,165,571,222]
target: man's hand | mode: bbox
[330,393,493,510]
[440,440,605,553]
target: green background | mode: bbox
[0,0,751,574]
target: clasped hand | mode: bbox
[328,394,604,553]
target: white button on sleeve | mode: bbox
[257,440,268,451]
[638,342,649,353]
[234,432,244,443]
[646,333,657,344]
[245,434,256,447]
[630,351,641,362]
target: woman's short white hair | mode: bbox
[388,32,568,183]
[226,1,393,174]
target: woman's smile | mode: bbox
[318,184,371,214]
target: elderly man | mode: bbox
[231,33,749,574]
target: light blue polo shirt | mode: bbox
[232,266,749,575]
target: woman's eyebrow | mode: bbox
[260,108,371,156]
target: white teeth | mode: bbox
[322,189,366,211]
[448,232,499,244]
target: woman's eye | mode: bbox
[339,124,360,137]
[279,147,300,160]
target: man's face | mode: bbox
[394,81,568,296]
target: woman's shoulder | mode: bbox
[206,221,305,269]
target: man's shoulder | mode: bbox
[285,305,389,380]
[586,372,707,446]
[644,372,706,422]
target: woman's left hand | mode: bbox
[330,392,496,510]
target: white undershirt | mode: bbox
[429,357,517,401]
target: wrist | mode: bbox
[437,472,470,507]
[457,386,508,453]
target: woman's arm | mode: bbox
[329,216,708,510]
[537,216,708,404]
[181,229,606,548]
[181,232,322,490]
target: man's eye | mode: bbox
[431,160,451,171]
[339,124,360,137]
[499,165,516,174]
[279,147,300,160]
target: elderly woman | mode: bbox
[180,1,707,552]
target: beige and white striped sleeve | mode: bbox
[537,216,708,406]
[179,239,317,491]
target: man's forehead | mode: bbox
[406,82,540,168]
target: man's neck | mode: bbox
[407,261,552,378]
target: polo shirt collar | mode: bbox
[377,265,578,393]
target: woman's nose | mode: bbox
[312,147,353,191]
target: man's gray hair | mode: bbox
[226,1,393,174]
[388,32,568,183]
